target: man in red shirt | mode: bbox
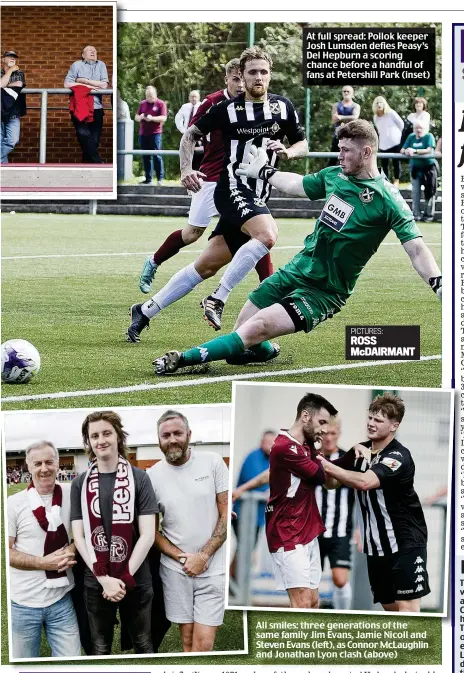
[137,59,272,295]
[266,393,338,609]
[135,86,168,185]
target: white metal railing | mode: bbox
[21,88,113,163]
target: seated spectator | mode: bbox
[1,50,26,164]
[372,96,404,187]
[401,122,437,221]
[64,45,109,163]
[407,97,430,132]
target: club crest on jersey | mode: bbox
[380,456,402,471]
[359,187,374,203]
[269,101,280,115]
[270,122,280,135]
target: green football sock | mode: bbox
[181,331,246,365]
[249,341,274,360]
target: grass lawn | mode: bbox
[2,213,441,410]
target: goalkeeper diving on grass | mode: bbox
[153,119,442,375]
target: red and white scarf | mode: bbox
[81,455,136,589]
[27,482,70,588]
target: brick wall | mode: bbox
[2,5,113,163]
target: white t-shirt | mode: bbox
[373,110,404,150]
[407,110,431,131]
[147,450,228,577]
[8,483,74,607]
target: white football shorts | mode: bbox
[271,539,322,590]
[188,180,218,227]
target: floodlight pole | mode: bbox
[248,23,255,47]
[305,87,311,173]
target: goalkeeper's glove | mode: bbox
[236,146,278,181]
[429,276,442,301]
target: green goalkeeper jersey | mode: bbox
[299,166,421,296]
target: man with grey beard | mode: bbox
[147,410,228,652]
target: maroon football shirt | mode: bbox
[265,431,326,553]
[190,88,230,182]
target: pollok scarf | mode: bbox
[81,455,136,589]
[27,482,70,588]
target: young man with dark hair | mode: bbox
[318,393,430,613]
[127,46,307,341]
[265,393,337,609]
[71,411,157,654]
[148,410,228,652]
[153,119,442,375]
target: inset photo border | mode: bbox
[227,382,453,618]
[2,403,247,663]
[1,0,117,199]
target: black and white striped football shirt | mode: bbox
[334,439,428,557]
[194,92,305,202]
[315,449,355,539]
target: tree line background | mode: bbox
[117,22,442,179]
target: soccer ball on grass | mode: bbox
[1,339,41,384]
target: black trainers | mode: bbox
[226,342,280,365]
[126,304,150,343]
[153,350,182,375]
[200,296,224,331]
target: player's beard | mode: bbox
[245,82,266,100]
[302,420,318,445]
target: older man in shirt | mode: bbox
[8,440,81,659]
[64,45,109,163]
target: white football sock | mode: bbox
[141,262,203,318]
[211,238,269,304]
[333,582,352,611]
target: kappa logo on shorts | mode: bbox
[241,207,252,215]
[415,574,424,582]
[199,347,209,362]
[416,583,424,591]
[269,101,280,115]
[230,189,240,197]
[359,187,374,203]
[415,565,424,573]
[415,556,424,564]
[320,194,354,232]
[253,197,266,207]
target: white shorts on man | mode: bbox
[271,539,322,591]
[188,181,218,228]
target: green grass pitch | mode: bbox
[1,213,441,410]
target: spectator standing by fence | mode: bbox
[372,96,404,187]
[407,97,430,132]
[135,86,168,185]
[175,90,202,171]
[328,86,360,166]
[401,121,437,222]
[1,50,26,163]
[64,45,109,164]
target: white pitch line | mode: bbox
[2,242,440,261]
[2,355,441,403]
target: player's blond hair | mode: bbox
[239,47,273,74]
[225,58,240,75]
